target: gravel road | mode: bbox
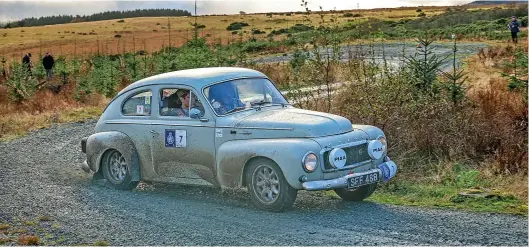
[0,121,527,245]
[254,42,488,71]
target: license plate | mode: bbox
[348,172,379,189]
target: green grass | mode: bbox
[367,182,527,215]
[366,180,527,215]
[325,164,527,216]
[94,240,109,246]
[22,220,37,226]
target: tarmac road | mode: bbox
[0,120,527,245]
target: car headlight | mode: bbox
[378,136,387,153]
[302,152,318,173]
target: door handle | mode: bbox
[150,130,157,134]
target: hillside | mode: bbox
[1,9,192,28]
[0,3,526,60]
[0,6,449,59]
[466,1,527,5]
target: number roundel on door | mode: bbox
[165,129,187,148]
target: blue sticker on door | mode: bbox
[165,129,187,148]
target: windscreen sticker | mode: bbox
[145,96,151,105]
[215,128,223,138]
[136,105,144,115]
[165,129,187,148]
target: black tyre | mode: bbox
[246,158,297,212]
[101,149,139,190]
[334,183,377,202]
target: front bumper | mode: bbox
[302,160,397,191]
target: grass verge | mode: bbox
[367,182,527,215]
[0,106,103,142]
[328,162,527,216]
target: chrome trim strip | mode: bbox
[104,121,294,131]
[302,168,382,191]
[319,140,369,155]
[323,160,372,173]
[105,121,213,128]
[216,126,294,131]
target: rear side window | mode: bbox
[122,91,152,116]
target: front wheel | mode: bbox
[101,149,139,190]
[334,183,377,201]
[246,158,297,212]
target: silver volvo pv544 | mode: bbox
[81,67,397,212]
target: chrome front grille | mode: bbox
[323,143,371,170]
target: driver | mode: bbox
[208,82,245,115]
[175,90,191,117]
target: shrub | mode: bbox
[270,28,288,35]
[5,62,37,102]
[190,22,206,29]
[17,235,39,245]
[418,12,426,17]
[252,28,266,35]
[241,40,270,52]
[343,13,354,17]
[226,21,249,31]
[290,23,313,32]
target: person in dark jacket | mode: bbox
[22,53,32,75]
[508,16,520,44]
[42,52,55,79]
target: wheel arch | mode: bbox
[241,156,277,187]
[85,131,141,182]
[216,139,322,190]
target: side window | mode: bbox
[122,91,152,116]
[159,88,204,119]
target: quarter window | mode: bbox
[122,91,152,116]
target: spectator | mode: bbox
[42,52,55,79]
[22,53,32,75]
[508,16,520,44]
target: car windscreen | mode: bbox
[204,78,288,115]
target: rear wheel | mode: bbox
[246,158,297,212]
[102,149,139,190]
[334,183,377,201]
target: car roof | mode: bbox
[118,67,266,96]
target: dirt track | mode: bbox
[0,120,527,245]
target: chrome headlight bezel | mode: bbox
[378,136,388,154]
[302,152,318,173]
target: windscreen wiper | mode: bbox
[250,99,272,107]
[225,106,246,114]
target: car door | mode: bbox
[149,85,217,185]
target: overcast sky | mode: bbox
[0,0,489,23]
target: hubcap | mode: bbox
[252,165,280,204]
[107,151,127,183]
